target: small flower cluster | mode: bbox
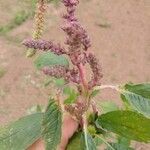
[33,0,47,39]
[43,65,68,79]
[23,39,66,55]
[65,100,88,121]
[43,66,80,84]
[86,53,103,89]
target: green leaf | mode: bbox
[0,113,43,150]
[63,87,78,104]
[124,83,150,99]
[121,83,150,118]
[42,99,62,150]
[94,135,103,146]
[97,111,150,142]
[67,132,96,150]
[107,143,133,150]
[106,137,133,150]
[100,101,119,114]
[67,132,84,150]
[96,135,115,150]
[54,78,66,87]
[82,133,97,150]
[34,52,69,70]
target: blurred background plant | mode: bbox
[0,0,60,36]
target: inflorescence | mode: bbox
[23,0,103,90]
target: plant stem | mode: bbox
[77,64,88,91]
[83,114,89,150]
[95,85,120,91]
[91,100,98,114]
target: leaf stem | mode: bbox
[95,85,120,92]
[83,114,89,150]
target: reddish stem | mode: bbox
[77,64,88,90]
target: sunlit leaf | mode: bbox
[121,83,150,118]
[100,101,119,114]
[67,132,96,150]
[124,83,150,99]
[97,111,150,142]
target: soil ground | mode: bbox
[0,0,150,149]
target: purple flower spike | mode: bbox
[86,53,103,89]
[23,39,66,55]
[62,0,79,7]
[43,65,68,79]
[62,0,91,54]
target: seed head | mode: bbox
[42,65,68,79]
[23,39,66,55]
[86,53,103,89]
[33,0,47,39]
[62,0,91,53]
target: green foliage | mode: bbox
[106,137,133,150]
[63,87,78,104]
[100,101,119,114]
[67,132,83,150]
[87,125,97,136]
[0,113,43,150]
[121,83,150,118]
[14,10,29,26]
[34,52,69,70]
[0,10,30,35]
[124,83,150,99]
[95,135,115,150]
[94,135,103,147]
[97,111,150,142]
[0,0,60,36]
[88,113,97,124]
[67,132,96,150]
[54,78,66,87]
[82,132,97,150]
[42,99,62,150]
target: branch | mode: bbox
[94,85,120,92]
